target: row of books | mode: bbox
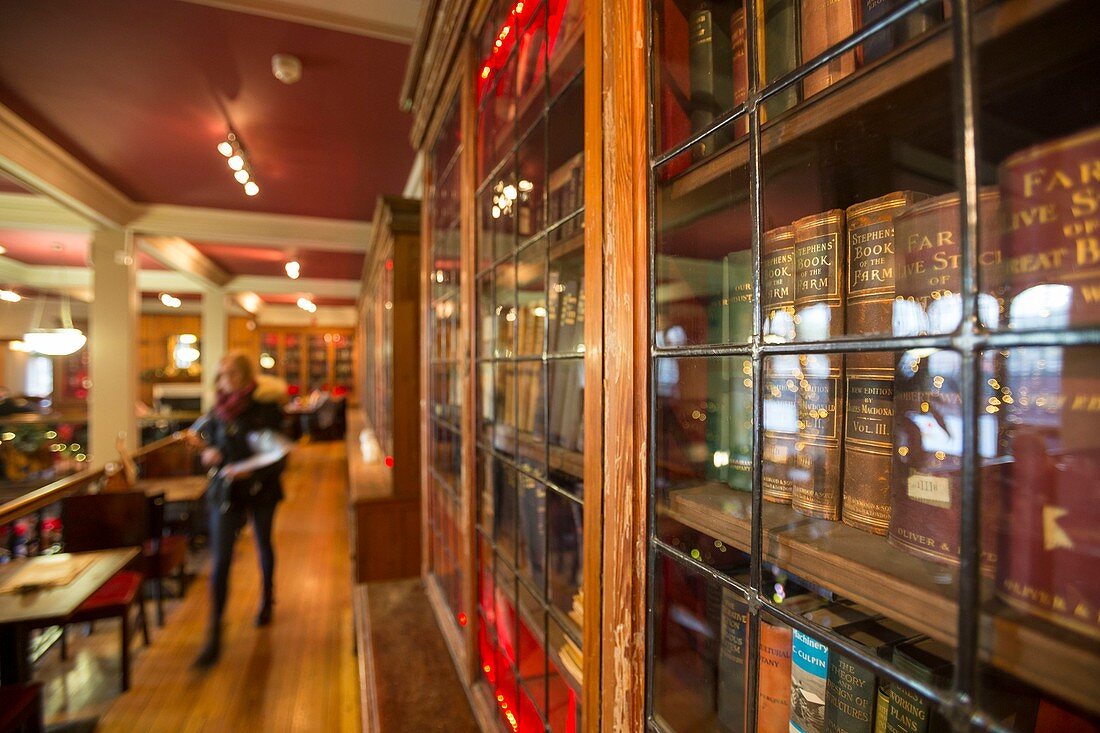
[704,124,1100,641]
[678,0,946,160]
[713,589,1094,733]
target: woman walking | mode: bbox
[193,351,290,667]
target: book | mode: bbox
[731,6,749,138]
[998,124,1100,330]
[844,192,929,535]
[724,249,754,491]
[763,225,797,343]
[688,1,735,159]
[793,210,846,521]
[886,638,952,733]
[757,0,801,122]
[825,618,924,733]
[801,0,859,99]
[890,190,1003,565]
[763,354,800,505]
[860,0,939,64]
[762,225,798,506]
[718,588,749,733]
[757,594,828,733]
[996,345,1100,640]
[791,629,830,733]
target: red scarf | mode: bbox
[214,382,256,422]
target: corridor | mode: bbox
[42,442,359,732]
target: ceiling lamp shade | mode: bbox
[23,328,87,356]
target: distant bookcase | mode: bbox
[258,328,353,398]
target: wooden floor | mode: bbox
[38,441,360,732]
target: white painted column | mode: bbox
[89,227,137,465]
[201,288,228,411]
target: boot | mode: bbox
[255,594,273,627]
[193,626,221,668]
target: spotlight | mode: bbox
[234,169,250,184]
[296,297,317,313]
[245,181,259,196]
[0,289,21,302]
[159,293,182,308]
[217,140,234,157]
[285,261,301,279]
[227,155,244,171]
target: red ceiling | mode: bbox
[193,241,363,279]
[0,230,89,267]
[0,228,164,269]
[0,0,414,221]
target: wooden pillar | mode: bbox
[89,227,137,464]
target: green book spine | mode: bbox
[759,0,801,121]
[688,2,734,159]
[825,653,877,733]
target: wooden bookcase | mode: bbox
[403,0,1100,731]
[349,196,423,583]
[257,326,355,397]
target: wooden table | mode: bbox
[0,548,139,685]
[134,475,208,504]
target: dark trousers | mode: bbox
[208,499,277,631]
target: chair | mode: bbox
[143,491,189,626]
[0,682,43,733]
[49,491,151,692]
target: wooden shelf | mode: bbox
[666,483,1100,714]
[664,0,1070,203]
[493,428,583,479]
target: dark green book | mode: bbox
[718,587,749,733]
[886,639,952,733]
[688,1,735,159]
[824,618,922,733]
[725,249,753,492]
[759,0,801,122]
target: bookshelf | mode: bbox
[402,0,1100,730]
[258,327,353,397]
[667,484,1100,715]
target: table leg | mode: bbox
[0,623,30,684]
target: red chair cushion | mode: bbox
[74,570,143,615]
[0,682,41,729]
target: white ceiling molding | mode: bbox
[255,303,357,328]
[226,274,359,298]
[0,104,137,229]
[136,235,232,288]
[131,204,372,252]
[0,192,94,232]
[177,0,419,43]
[0,257,358,302]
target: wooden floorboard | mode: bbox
[38,441,360,732]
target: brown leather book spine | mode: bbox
[793,210,845,520]
[996,346,1100,640]
[998,124,1100,330]
[890,190,1002,566]
[801,0,860,98]
[843,192,927,534]
[763,225,797,342]
[763,225,798,504]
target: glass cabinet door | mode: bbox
[475,1,586,730]
[645,1,1100,731]
[427,94,468,628]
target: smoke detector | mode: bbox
[271,53,302,84]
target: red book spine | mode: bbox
[997,124,1100,330]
